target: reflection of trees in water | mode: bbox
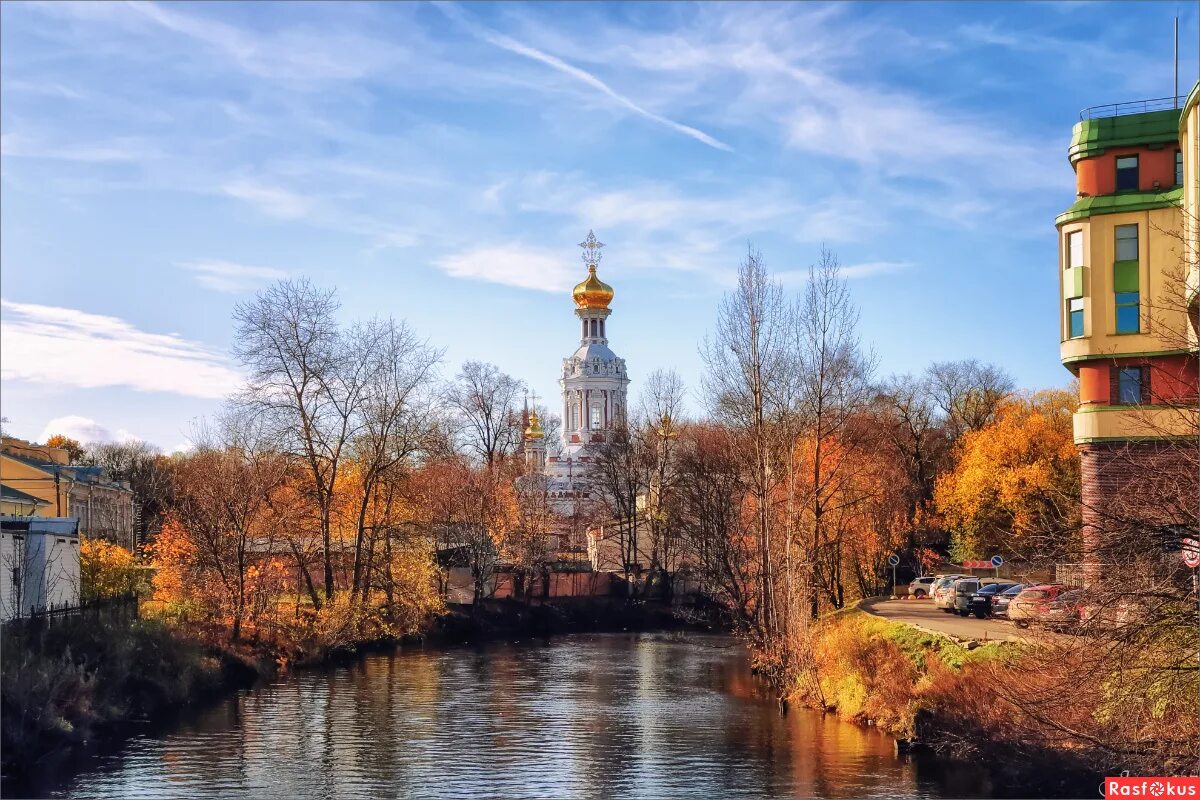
[64,634,986,799]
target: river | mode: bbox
[25,632,996,799]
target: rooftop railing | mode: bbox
[1079,96,1188,120]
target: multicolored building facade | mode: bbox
[1057,82,1200,569]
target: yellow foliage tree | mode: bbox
[80,538,146,602]
[934,389,1080,561]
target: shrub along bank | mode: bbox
[0,616,264,783]
[792,609,1097,796]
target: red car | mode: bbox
[1007,584,1083,628]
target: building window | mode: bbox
[1115,366,1145,405]
[1066,230,1083,269]
[1067,298,1084,338]
[1177,150,1184,186]
[1115,224,1138,261]
[1115,155,1138,191]
[1115,291,1140,333]
[590,407,602,429]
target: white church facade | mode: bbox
[521,231,630,546]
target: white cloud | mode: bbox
[222,179,311,219]
[37,415,138,445]
[0,299,242,399]
[438,3,731,152]
[182,259,289,293]
[0,132,154,163]
[435,243,577,292]
[778,260,912,285]
[840,260,913,279]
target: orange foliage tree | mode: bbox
[934,389,1081,562]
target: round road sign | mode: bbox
[1183,538,1200,569]
[887,554,901,567]
[990,555,1004,568]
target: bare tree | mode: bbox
[85,440,174,546]
[444,361,524,469]
[791,247,876,614]
[701,247,787,637]
[442,362,524,604]
[639,370,686,597]
[926,359,1015,443]
[347,318,442,600]
[232,278,373,604]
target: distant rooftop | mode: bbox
[1079,95,1187,121]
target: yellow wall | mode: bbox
[1181,84,1200,321]
[0,453,69,517]
[1058,204,1188,364]
[1073,404,1198,443]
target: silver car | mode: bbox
[932,575,968,611]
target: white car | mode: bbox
[931,575,969,611]
[907,576,936,598]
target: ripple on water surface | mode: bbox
[40,632,988,799]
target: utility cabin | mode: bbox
[0,517,80,622]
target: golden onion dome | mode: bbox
[572,265,614,310]
[524,410,545,441]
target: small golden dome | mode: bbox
[524,410,545,441]
[572,265,614,310]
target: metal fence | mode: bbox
[1079,96,1187,120]
[3,593,139,633]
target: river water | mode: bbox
[30,632,996,799]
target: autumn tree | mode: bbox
[442,362,524,603]
[44,434,85,464]
[701,247,787,638]
[85,440,174,545]
[155,421,295,640]
[79,538,147,602]
[934,389,1080,562]
[233,279,374,604]
[787,247,876,615]
[346,318,442,600]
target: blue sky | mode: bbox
[2,1,1197,450]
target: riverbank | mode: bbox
[792,607,1098,797]
[1,597,707,787]
[0,615,266,785]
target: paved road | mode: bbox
[862,597,1027,642]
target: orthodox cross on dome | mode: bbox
[578,230,605,267]
[529,389,540,407]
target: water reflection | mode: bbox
[37,633,990,799]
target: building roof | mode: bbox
[1069,108,1182,164]
[0,484,50,507]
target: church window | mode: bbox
[590,406,602,429]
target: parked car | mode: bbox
[1038,588,1086,629]
[907,576,936,598]
[932,575,968,612]
[951,578,984,615]
[991,583,1027,619]
[968,582,1019,618]
[1007,584,1068,628]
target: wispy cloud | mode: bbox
[181,259,290,293]
[437,3,731,152]
[0,132,154,163]
[841,260,913,279]
[222,179,311,219]
[0,299,241,399]
[435,243,577,292]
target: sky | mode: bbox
[2,1,1198,452]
